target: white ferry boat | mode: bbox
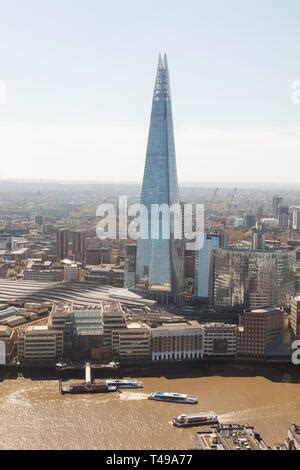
[105,379,143,389]
[148,391,198,404]
[172,411,218,427]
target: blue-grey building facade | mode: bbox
[196,233,221,298]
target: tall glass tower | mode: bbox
[135,54,184,296]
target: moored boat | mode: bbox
[105,379,143,389]
[172,411,218,427]
[60,381,117,394]
[148,391,198,404]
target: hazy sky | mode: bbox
[0,0,300,183]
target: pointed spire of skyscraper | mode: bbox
[153,52,171,103]
[135,54,184,297]
[163,53,168,69]
[158,52,163,68]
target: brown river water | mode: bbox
[0,365,300,449]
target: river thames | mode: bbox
[0,365,300,449]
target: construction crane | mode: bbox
[204,187,219,227]
[228,187,238,213]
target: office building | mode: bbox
[135,54,184,299]
[64,263,79,282]
[102,302,126,349]
[292,207,300,231]
[56,228,69,259]
[209,248,295,309]
[184,249,196,279]
[48,303,73,355]
[203,323,237,357]
[112,322,151,361]
[0,234,11,250]
[70,230,85,261]
[18,326,63,363]
[42,224,53,236]
[71,306,104,357]
[0,326,17,364]
[56,229,85,261]
[273,196,284,219]
[84,265,124,287]
[35,215,43,225]
[85,248,101,265]
[244,213,256,230]
[237,307,284,359]
[23,269,64,282]
[196,233,221,298]
[151,321,203,361]
[124,244,137,288]
[278,205,289,228]
[252,221,265,250]
[100,247,111,264]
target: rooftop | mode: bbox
[153,321,201,331]
[195,424,270,451]
[0,325,12,337]
[0,280,155,308]
[250,307,282,315]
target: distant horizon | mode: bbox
[0,177,299,190]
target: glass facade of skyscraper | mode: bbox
[209,248,296,309]
[135,54,184,295]
[196,233,221,298]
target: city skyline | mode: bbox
[1,0,300,456]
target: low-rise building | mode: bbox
[48,303,73,355]
[0,307,21,323]
[112,322,151,361]
[64,263,79,282]
[23,269,64,282]
[203,323,237,357]
[5,315,27,328]
[71,306,104,358]
[18,325,63,363]
[151,321,203,361]
[0,325,17,364]
[84,265,124,287]
[237,306,284,359]
[85,248,101,265]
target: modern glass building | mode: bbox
[209,248,296,309]
[135,54,184,296]
[196,233,221,298]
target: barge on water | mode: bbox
[59,362,117,394]
[172,411,218,427]
[148,391,198,404]
[59,381,117,394]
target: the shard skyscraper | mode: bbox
[135,54,184,298]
